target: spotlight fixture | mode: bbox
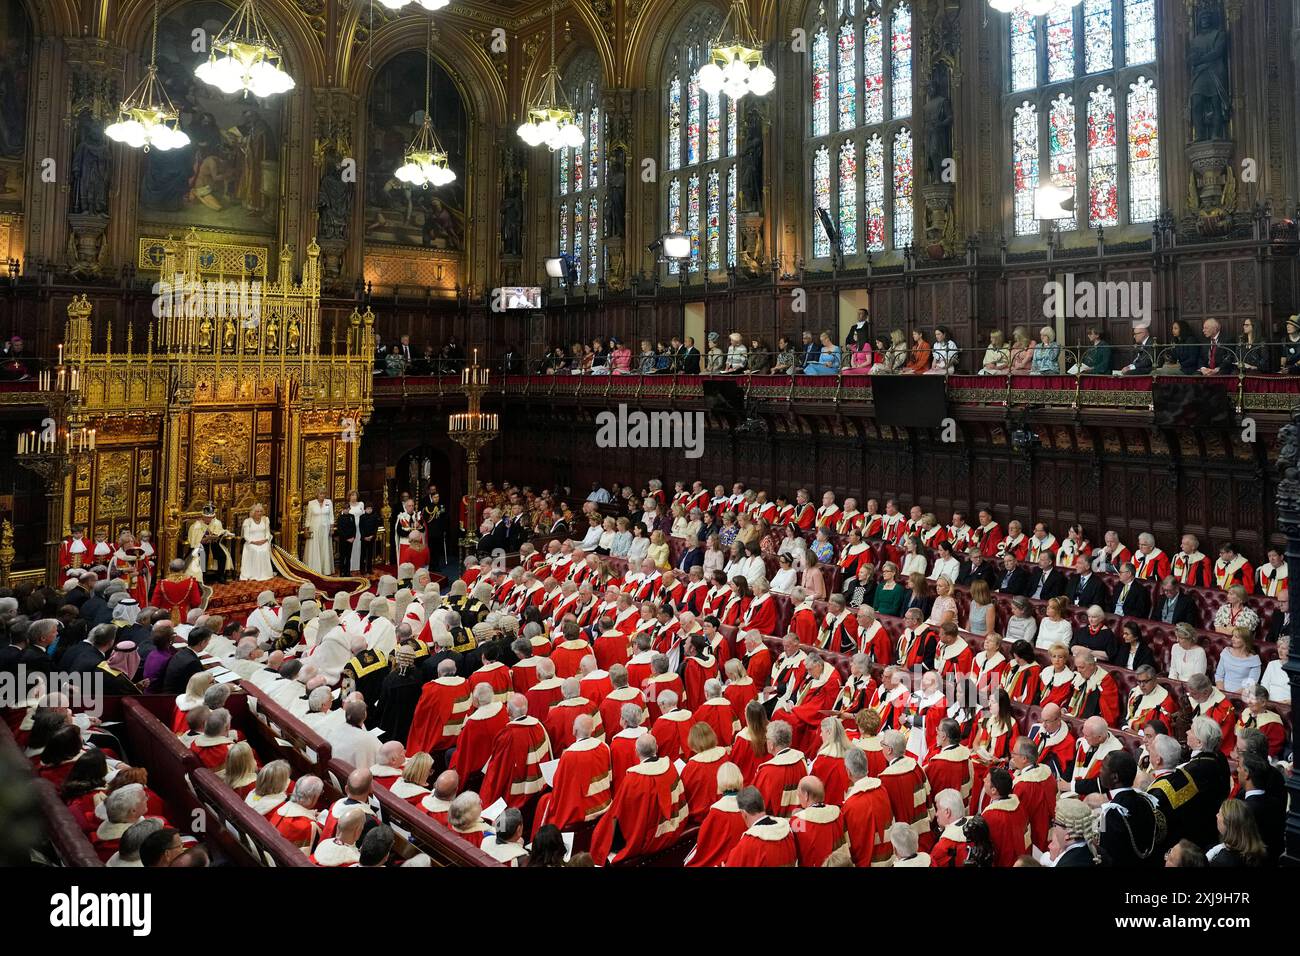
[1034,182,1076,221]
[545,255,578,287]
[696,0,776,100]
[661,233,692,260]
[104,0,191,152]
[195,0,295,98]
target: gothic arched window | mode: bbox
[807,0,914,262]
[663,8,740,277]
[1004,0,1159,238]
[555,52,603,287]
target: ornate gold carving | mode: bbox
[191,412,253,477]
[138,236,269,277]
[96,451,134,519]
[256,442,272,474]
[304,440,331,495]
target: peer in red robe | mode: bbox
[651,706,694,762]
[778,661,842,755]
[592,630,629,672]
[588,753,688,865]
[270,801,321,851]
[791,801,846,868]
[753,746,806,817]
[682,650,720,710]
[743,641,773,689]
[480,709,553,810]
[543,695,602,752]
[469,660,513,701]
[152,569,203,626]
[930,821,970,867]
[450,700,509,784]
[692,696,738,747]
[1028,716,1077,779]
[684,792,746,867]
[579,667,613,707]
[524,676,566,723]
[923,741,974,808]
[728,727,768,786]
[841,775,895,867]
[808,749,850,808]
[680,745,728,823]
[550,638,592,680]
[741,592,779,635]
[598,685,647,743]
[406,674,471,753]
[510,656,543,694]
[722,674,759,722]
[725,813,798,866]
[878,753,932,836]
[981,788,1031,867]
[533,736,612,833]
[789,601,819,646]
[1011,760,1057,851]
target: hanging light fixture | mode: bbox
[376,0,450,11]
[517,0,584,151]
[697,0,775,100]
[105,0,191,151]
[395,20,456,188]
[988,0,1083,16]
[195,0,295,98]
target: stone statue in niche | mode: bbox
[739,104,763,213]
[604,146,626,238]
[923,63,953,186]
[69,110,111,216]
[1188,4,1230,142]
[500,163,523,257]
[315,149,353,241]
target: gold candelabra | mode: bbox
[15,369,91,584]
[448,350,499,557]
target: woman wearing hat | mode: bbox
[1281,314,1300,373]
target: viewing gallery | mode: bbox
[0,0,1297,882]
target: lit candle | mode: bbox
[58,343,63,364]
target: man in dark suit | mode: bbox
[1239,754,1284,864]
[359,504,381,573]
[0,620,55,678]
[957,547,997,589]
[79,581,113,627]
[1150,577,1196,627]
[678,336,701,374]
[1096,752,1160,867]
[676,537,704,574]
[63,572,96,610]
[996,553,1030,596]
[1121,325,1156,375]
[59,623,115,676]
[1197,318,1236,376]
[1026,553,1067,601]
[162,627,213,695]
[1066,555,1107,608]
[797,330,818,371]
[1108,563,1151,618]
[500,345,523,374]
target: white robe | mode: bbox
[240,517,275,581]
[308,625,354,685]
[304,498,335,575]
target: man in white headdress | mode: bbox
[306,610,353,685]
[304,489,336,575]
[247,591,282,648]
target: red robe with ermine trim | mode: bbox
[722,678,758,723]
[152,574,203,625]
[469,661,512,702]
[923,744,974,806]
[753,747,807,817]
[480,715,552,809]
[543,696,602,753]
[809,751,851,807]
[725,815,799,866]
[691,698,738,747]
[727,728,768,786]
[782,668,842,755]
[680,746,728,823]
[270,801,320,851]
[650,709,694,763]
[533,737,612,833]
[588,757,688,865]
[841,776,895,867]
[982,793,1031,867]
[791,803,846,867]
[450,701,509,783]
[406,675,471,753]
[684,795,746,866]
[683,654,720,710]
[878,755,932,835]
[1012,763,1057,851]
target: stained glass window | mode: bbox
[863,12,884,125]
[893,129,913,248]
[573,198,585,285]
[1010,12,1037,92]
[806,1,911,262]
[665,11,736,279]
[588,109,600,189]
[1086,85,1118,227]
[1005,2,1159,234]
[838,140,858,255]
[706,169,721,270]
[727,166,738,267]
[1083,0,1113,74]
[812,27,831,136]
[1012,102,1040,237]
[1124,0,1155,65]
[1127,76,1159,222]
[813,145,831,259]
[1048,94,1077,231]
[588,198,599,283]
[687,172,701,272]
[890,4,911,118]
[555,55,602,290]
[667,177,682,274]
[687,76,701,165]
[837,21,856,131]
[707,92,721,161]
[1046,9,1075,82]
[864,134,885,251]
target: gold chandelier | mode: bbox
[104,0,190,152]
[517,1,584,151]
[195,0,295,98]
[395,20,456,188]
[697,0,775,100]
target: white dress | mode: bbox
[304,498,335,575]
[346,502,365,572]
[240,517,275,581]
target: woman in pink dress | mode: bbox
[842,337,875,376]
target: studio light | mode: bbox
[662,233,692,260]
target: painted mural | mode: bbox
[0,0,31,209]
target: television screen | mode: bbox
[496,286,542,310]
